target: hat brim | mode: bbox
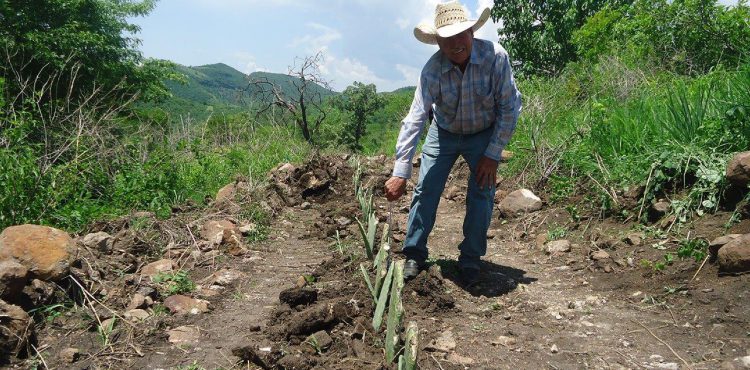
[414,7,490,45]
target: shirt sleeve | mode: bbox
[392,74,433,179]
[483,51,522,161]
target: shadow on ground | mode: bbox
[432,259,537,297]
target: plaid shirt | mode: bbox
[392,38,522,179]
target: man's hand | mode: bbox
[384,176,407,201]
[475,156,499,189]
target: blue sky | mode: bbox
[131,0,738,92]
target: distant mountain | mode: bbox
[144,63,337,120]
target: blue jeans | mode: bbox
[402,123,496,270]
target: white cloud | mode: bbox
[288,23,342,55]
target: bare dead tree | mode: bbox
[246,51,330,144]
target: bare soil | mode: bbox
[3,154,748,370]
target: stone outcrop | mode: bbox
[498,189,543,217]
[0,225,74,281]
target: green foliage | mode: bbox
[677,238,709,262]
[334,82,385,152]
[492,0,632,76]
[0,0,174,103]
[152,270,196,296]
[574,0,750,75]
[546,225,568,241]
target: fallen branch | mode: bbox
[634,320,693,369]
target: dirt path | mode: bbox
[5,156,747,370]
[387,192,750,369]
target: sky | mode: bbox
[131,0,739,93]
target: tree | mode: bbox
[249,52,331,144]
[334,82,384,152]
[0,0,174,105]
[491,0,633,76]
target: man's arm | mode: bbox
[386,75,433,200]
[484,50,521,162]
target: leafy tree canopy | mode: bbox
[0,0,174,103]
[492,0,633,77]
[334,82,384,152]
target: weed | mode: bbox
[305,335,323,355]
[549,175,576,203]
[151,304,168,316]
[677,238,708,262]
[97,318,117,346]
[152,270,196,296]
[175,361,206,370]
[29,303,69,323]
[565,205,581,223]
[546,225,568,241]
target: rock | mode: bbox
[201,220,237,242]
[232,345,270,368]
[550,344,559,353]
[498,189,543,217]
[306,330,333,352]
[238,223,257,235]
[651,201,671,218]
[140,259,175,278]
[216,181,246,202]
[127,294,148,310]
[501,150,514,160]
[725,356,750,369]
[277,354,313,370]
[81,231,112,252]
[205,268,245,286]
[167,326,201,344]
[124,309,149,321]
[137,286,157,298]
[486,229,498,239]
[709,234,742,258]
[624,233,644,246]
[22,279,56,307]
[494,189,509,204]
[277,163,296,175]
[726,151,750,186]
[163,295,210,315]
[296,275,308,288]
[59,347,80,363]
[425,330,456,353]
[0,224,74,281]
[718,234,750,273]
[279,287,318,308]
[447,353,474,366]
[300,202,312,210]
[222,229,247,256]
[546,240,572,254]
[443,186,462,201]
[0,259,28,299]
[0,299,32,358]
[299,172,324,191]
[335,217,351,228]
[591,250,611,261]
[491,335,517,347]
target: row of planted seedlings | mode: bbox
[352,159,418,369]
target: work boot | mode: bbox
[459,266,480,287]
[403,259,424,281]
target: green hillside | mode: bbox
[142,63,337,120]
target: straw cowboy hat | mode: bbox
[414,1,491,45]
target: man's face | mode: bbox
[436,29,473,67]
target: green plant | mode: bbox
[28,303,69,323]
[546,225,568,241]
[549,175,576,203]
[677,238,708,262]
[152,270,196,296]
[174,361,206,370]
[305,335,323,355]
[565,205,581,223]
[97,318,117,346]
